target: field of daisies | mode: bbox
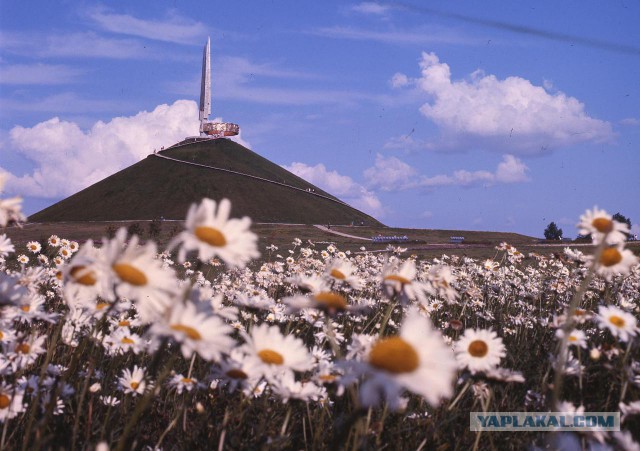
[1,174,640,450]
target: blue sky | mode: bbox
[1,1,639,238]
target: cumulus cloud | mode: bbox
[394,52,613,154]
[364,154,417,191]
[282,162,384,218]
[1,100,250,198]
[363,154,529,191]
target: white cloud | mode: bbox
[396,52,613,154]
[383,134,432,152]
[310,26,478,46]
[495,154,529,183]
[389,73,410,88]
[88,8,207,45]
[363,154,529,191]
[363,153,417,191]
[0,31,147,59]
[282,162,384,218]
[1,100,250,198]
[0,92,130,114]
[0,64,82,85]
[351,2,392,15]
[620,117,640,126]
[168,55,379,106]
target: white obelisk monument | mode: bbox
[198,37,239,138]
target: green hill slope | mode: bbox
[29,138,382,225]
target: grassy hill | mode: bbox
[29,138,381,225]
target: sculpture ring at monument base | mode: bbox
[202,122,240,136]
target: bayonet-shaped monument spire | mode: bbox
[196,37,239,139]
[199,37,211,135]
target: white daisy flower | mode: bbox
[356,308,457,410]
[555,329,588,348]
[241,323,313,379]
[0,173,25,226]
[325,258,362,289]
[106,327,143,355]
[597,305,638,342]
[17,254,29,265]
[100,396,120,406]
[0,383,25,422]
[591,245,638,280]
[59,247,73,260]
[7,335,47,371]
[381,259,433,305]
[578,207,629,245]
[270,371,327,403]
[118,366,147,396]
[170,198,259,268]
[149,300,234,361]
[212,349,262,395]
[168,374,199,394]
[48,235,61,247]
[0,234,14,258]
[26,241,41,254]
[455,329,506,374]
[62,240,111,309]
[103,228,178,322]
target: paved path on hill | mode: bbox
[314,225,370,241]
[150,152,353,208]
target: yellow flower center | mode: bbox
[609,315,625,328]
[118,320,131,327]
[121,337,135,344]
[313,292,348,311]
[181,378,194,384]
[319,374,336,382]
[70,265,97,286]
[30,245,37,250]
[226,369,248,380]
[258,349,284,365]
[369,336,420,374]
[20,305,30,312]
[0,331,4,340]
[170,324,202,341]
[0,394,10,409]
[96,302,110,310]
[468,340,489,358]
[384,274,411,285]
[592,217,614,233]
[600,248,622,267]
[130,381,140,390]
[112,263,148,286]
[55,271,63,280]
[16,343,30,354]
[568,336,578,342]
[194,226,227,247]
[330,269,346,280]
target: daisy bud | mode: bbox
[590,348,601,361]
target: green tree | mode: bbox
[544,221,563,240]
